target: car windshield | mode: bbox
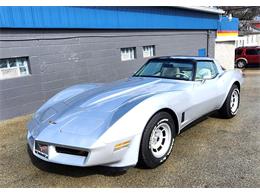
[133,59,194,81]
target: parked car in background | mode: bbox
[235,46,260,68]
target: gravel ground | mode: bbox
[0,69,259,188]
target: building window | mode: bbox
[0,57,30,80]
[143,45,155,58]
[121,47,136,61]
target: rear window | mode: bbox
[246,49,259,55]
[235,49,243,55]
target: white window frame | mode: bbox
[143,45,155,58]
[120,47,136,61]
[0,57,30,80]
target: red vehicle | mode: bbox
[235,46,260,68]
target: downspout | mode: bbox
[207,30,210,57]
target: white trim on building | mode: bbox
[235,34,260,48]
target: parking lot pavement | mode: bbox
[0,69,259,188]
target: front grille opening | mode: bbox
[55,146,88,157]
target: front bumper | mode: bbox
[27,131,132,167]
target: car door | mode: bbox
[187,61,220,121]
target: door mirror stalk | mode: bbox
[196,79,207,84]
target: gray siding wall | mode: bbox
[0,29,215,120]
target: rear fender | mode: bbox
[235,57,248,64]
[218,70,243,107]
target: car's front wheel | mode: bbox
[138,111,176,168]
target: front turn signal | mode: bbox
[114,140,130,151]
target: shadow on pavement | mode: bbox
[27,146,128,177]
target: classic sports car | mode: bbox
[27,56,243,169]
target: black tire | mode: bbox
[138,111,176,169]
[219,84,240,119]
[236,60,246,69]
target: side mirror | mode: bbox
[196,75,212,84]
[202,75,212,80]
[196,78,206,84]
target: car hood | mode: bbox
[33,77,191,140]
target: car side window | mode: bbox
[235,49,242,55]
[195,61,218,80]
[246,49,258,55]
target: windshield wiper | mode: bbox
[132,75,158,78]
[133,75,190,81]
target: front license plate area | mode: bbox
[35,141,49,159]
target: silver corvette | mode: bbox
[27,56,243,169]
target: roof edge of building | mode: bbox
[177,6,224,14]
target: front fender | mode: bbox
[92,91,184,167]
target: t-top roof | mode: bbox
[150,56,214,61]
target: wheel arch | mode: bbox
[236,57,248,64]
[149,108,180,135]
[233,81,240,91]
[137,107,179,168]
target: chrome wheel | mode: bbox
[230,89,239,114]
[149,120,172,158]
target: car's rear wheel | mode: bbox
[219,84,240,118]
[138,112,176,168]
[236,60,246,69]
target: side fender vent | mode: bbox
[181,112,185,123]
